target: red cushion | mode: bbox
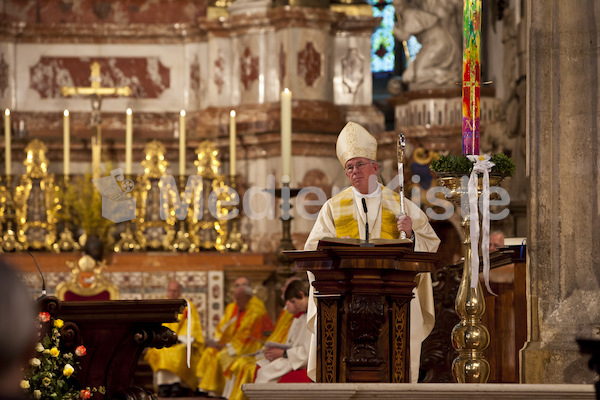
[277,369,312,383]
[63,290,111,301]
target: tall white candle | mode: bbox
[125,108,133,175]
[229,110,236,176]
[281,88,292,183]
[4,109,10,175]
[63,110,70,176]
[92,136,100,180]
[179,110,186,176]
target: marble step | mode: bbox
[243,383,596,400]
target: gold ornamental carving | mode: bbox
[55,254,119,299]
[392,298,409,383]
[13,139,60,251]
[0,176,22,252]
[189,141,229,251]
[320,298,338,383]
[207,0,232,19]
[134,140,175,250]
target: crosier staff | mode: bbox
[397,132,407,240]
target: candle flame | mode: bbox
[180,110,186,117]
[4,109,9,116]
[283,88,290,94]
[126,108,132,115]
[230,110,236,118]
[63,110,69,117]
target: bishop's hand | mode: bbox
[396,214,413,239]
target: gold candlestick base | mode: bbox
[54,176,81,253]
[171,224,194,252]
[114,222,141,252]
[0,175,22,252]
[55,227,81,253]
[217,175,247,252]
[1,227,22,252]
[437,174,504,383]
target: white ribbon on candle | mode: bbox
[466,154,495,294]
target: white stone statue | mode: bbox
[393,0,463,90]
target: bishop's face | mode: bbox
[344,157,379,195]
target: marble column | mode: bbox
[523,0,600,384]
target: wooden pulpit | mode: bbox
[286,242,439,383]
[39,296,184,399]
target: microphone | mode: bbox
[361,198,373,247]
[27,251,46,300]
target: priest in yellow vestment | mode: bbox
[196,276,274,397]
[304,121,441,383]
[145,281,205,397]
[222,277,299,400]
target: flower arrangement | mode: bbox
[21,311,105,399]
[430,152,516,177]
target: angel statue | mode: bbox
[393,0,463,90]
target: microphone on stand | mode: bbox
[27,251,46,300]
[361,198,374,247]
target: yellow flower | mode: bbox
[50,347,60,357]
[478,155,486,161]
[20,380,30,389]
[54,319,64,328]
[33,389,42,399]
[63,363,74,377]
[42,377,51,386]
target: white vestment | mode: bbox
[304,184,440,383]
[254,313,311,383]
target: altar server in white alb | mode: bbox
[304,121,441,382]
[254,279,311,383]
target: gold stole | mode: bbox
[332,187,400,239]
[268,310,294,343]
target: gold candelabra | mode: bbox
[0,175,22,252]
[56,175,81,252]
[113,173,142,252]
[437,174,503,383]
[216,174,246,252]
[171,175,194,252]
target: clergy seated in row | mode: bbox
[196,277,274,397]
[223,276,301,400]
[304,122,441,382]
[145,281,204,397]
[254,278,312,384]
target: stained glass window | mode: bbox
[370,0,422,73]
[370,0,395,73]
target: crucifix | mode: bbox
[61,61,132,179]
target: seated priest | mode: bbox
[196,277,273,397]
[489,230,505,252]
[145,281,204,397]
[254,278,312,384]
[223,276,300,400]
[304,121,441,383]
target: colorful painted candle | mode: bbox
[462,0,481,155]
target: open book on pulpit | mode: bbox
[317,237,413,247]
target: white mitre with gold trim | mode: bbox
[336,122,377,167]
